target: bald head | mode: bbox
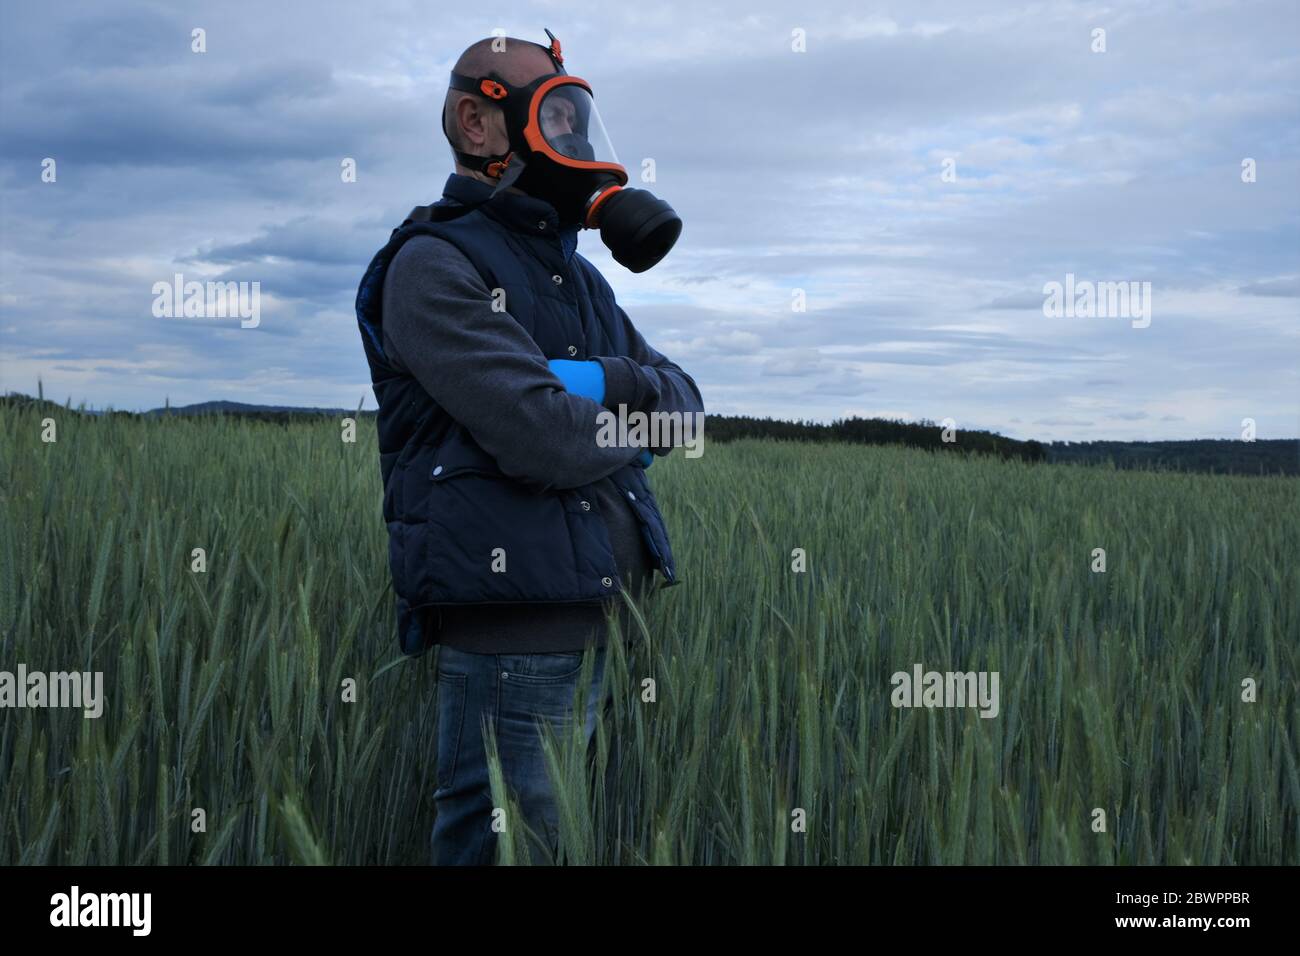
[453,35,558,86]
[443,36,561,177]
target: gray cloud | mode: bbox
[1238,277,1300,297]
[1,0,1297,441]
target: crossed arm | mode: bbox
[380,234,704,491]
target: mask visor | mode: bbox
[535,83,620,169]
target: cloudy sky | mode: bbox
[1,0,1296,441]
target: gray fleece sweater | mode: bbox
[380,233,703,654]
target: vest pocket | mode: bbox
[429,427,508,481]
[419,428,612,604]
[609,466,678,584]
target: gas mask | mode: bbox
[440,29,682,273]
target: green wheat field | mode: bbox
[2,406,1297,865]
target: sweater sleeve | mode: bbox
[380,234,643,490]
[593,304,707,456]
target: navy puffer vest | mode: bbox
[356,174,678,657]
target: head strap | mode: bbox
[543,28,564,69]
[442,29,569,181]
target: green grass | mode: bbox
[1,407,1297,864]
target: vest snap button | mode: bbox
[432,465,443,477]
[537,221,547,230]
[627,491,636,501]
[580,500,590,511]
[552,274,563,284]
[601,576,613,588]
[567,345,578,356]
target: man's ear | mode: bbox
[455,96,486,147]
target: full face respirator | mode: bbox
[436,29,682,273]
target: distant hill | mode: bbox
[1047,438,1298,477]
[4,392,1296,476]
[143,399,361,417]
[0,393,365,422]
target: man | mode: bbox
[354,29,704,865]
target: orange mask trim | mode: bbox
[584,184,622,228]
[521,76,629,183]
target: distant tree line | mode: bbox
[6,393,1295,476]
[1047,439,1298,477]
[703,414,1047,463]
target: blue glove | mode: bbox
[547,358,605,403]
[548,359,651,468]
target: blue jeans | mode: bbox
[430,645,612,865]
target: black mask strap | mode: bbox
[442,71,514,178]
[400,153,530,231]
[437,30,569,194]
[441,27,569,175]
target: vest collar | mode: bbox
[441,172,563,237]
[440,173,582,262]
